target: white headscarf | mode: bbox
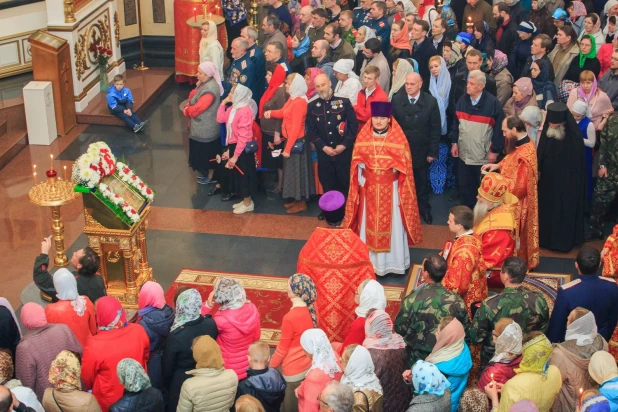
[300,328,342,377]
[333,59,359,79]
[226,84,253,143]
[355,280,387,317]
[354,26,377,53]
[289,73,309,100]
[399,0,415,14]
[490,321,523,363]
[341,345,384,394]
[429,56,451,135]
[199,20,219,49]
[565,311,598,346]
[389,59,415,100]
[0,298,22,338]
[53,268,87,316]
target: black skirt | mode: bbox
[261,133,284,170]
[228,143,258,199]
[188,138,221,175]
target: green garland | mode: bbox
[75,184,134,227]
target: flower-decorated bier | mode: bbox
[72,142,154,308]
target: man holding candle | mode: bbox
[463,0,496,34]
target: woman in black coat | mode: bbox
[110,358,164,412]
[562,33,601,82]
[471,21,496,55]
[162,289,218,412]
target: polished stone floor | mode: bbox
[0,81,607,309]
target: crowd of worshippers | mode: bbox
[3,241,618,411]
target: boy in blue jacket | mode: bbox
[106,74,147,132]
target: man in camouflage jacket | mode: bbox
[394,254,470,368]
[467,257,550,367]
[587,112,618,241]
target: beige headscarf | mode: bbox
[425,318,465,364]
[589,351,618,385]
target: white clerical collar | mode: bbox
[455,229,474,239]
[517,134,528,141]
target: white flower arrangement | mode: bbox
[116,162,154,201]
[97,182,140,223]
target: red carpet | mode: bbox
[165,269,416,345]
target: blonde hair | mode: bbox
[341,344,359,365]
[428,55,442,68]
[248,341,271,363]
[580,70,595,83]
[236,395,266,412]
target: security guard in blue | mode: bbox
[223,38,256,98]
[264,41,291,75]
[546,245,618,343]
[306,73,358,196]
[353,0,372,28]
[241,26,266,103]
[366,1,391,53]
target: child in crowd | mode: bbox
[106,74,148,133]
[236,341,286,412]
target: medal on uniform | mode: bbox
[316,102,321,107]
[337,115,341,120]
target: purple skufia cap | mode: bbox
[370,101,392,118]
[319,191,346,224]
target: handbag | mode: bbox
[291,139,305,154]
[558,80,578,103]
[244,140,258,154]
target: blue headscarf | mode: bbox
[293,35,310,58]
[429,56,451,135]
[412,360,451,396]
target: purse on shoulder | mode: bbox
[291,139,305,154]
[244,140,258,154]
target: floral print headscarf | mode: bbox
[171,288,202,332]
[515,334,552,379]
[117,358,151,393]
[289,273,318,327]
[48,350,82,390]
[412,360,451,396]
[0,351,13,384]
[214,277,247,311]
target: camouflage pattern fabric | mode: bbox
[466,286,550,367]
[394,283,470,368]
[590,112,618,232]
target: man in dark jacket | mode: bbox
[449,49,497,119]
[520,33,555,79]
[236,342,286,412]
[494,2,519,57]
[392,73,441,224]
[411,19,439,89]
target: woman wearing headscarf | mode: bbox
[425,317,472,412]
[363,310,410,412]
[477,318,523,391]
[404,360,452,411]
[296,328,343,412]
[109,358,164,412]
[44,268,96,347]
[590,351,618,410]
[333,59,363,105]
[568,1,588,36]
[163,288,218,412]
[270,274,316,411]
[578,13,605,51]
[505,77,539,117]
[389,58,416,100]
[1,351,44,412]
[551,308,608,412]
[177,336,237,412]
[562,34,601,84]
[520,106,544,145]
[183,61,223,186]
[428,55,453,195]
[459,388,489,412]
[471,21,495,55]
[354,27,376,76]
[198,20,224,78]
[259,64,287,192]
[16,302,82,401]
[265,72,316,214]
[216,84,258,214]
[488,49,514,106]
[443,40,462,77]
[597,35,618,77]
[0,297,22,357]
[42,350,100,412]
[81,296,149,412]
[136,281,174,390]
[340,345,384,411]
[389,21,412,65]
[203,277,261,380]
[531,59,558,110]
[570,99,597,204]
[337,280,387,356]
[530,0,557,41]
[291,31,313,75]
[567,70,614,129]
[305,68,324,103]
[484,333,562,411]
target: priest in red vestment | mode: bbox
[343,101,423,277]
[602,224,618,361]
[297,191,375,342]
[483,115,539,270]
[442,205,487,319]
[473,172,519,289]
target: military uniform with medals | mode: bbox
[247,44,266,103]
[353,7,371,28]
[306,94,358,195]
[223,52,256,98]
[367,16,391,54]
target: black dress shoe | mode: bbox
[221,192,236,201]
[421,211,433,225]
[317,212,325,221]
[207,187,221,196]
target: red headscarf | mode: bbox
[306,68,325,99]
[20,302,47,329]
[96,296,128,331]
[391,22,412,52]
[259,64,287,118]
[138,281,166,310]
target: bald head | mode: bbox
[314,73,332,99]
[312,39,329,59]
[300,5,313,24]
[0,386,12,412]
[404,72,422,97]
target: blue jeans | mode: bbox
[113,110,142,128]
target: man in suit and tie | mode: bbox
[391,72,441,224]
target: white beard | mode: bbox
[473,201,491,227]
[546,124,566,140]
[319,90,332,100]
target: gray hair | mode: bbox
[265,14,281,29]
[233,38,249,51]
[321,381,354,412]
[267,40,284,56]
[245,26,258,41]
[468,70,486,87]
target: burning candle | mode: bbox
[209,12,212,18]
[49,154,54,170]
[33,172,37,185]
[63,165,67,180]
[216,5,220,15]
[579,388,583,408]
[194,7,197,22]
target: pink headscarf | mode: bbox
[579,75,598,104]
[138,281,166,312]
[199,61,223,95]
[20,302,48,329]
[306,68,324,99]
[571,1,587,19]
[514,77,534,111]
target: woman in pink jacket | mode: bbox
[216,84,258,215]
[202,277,261,380]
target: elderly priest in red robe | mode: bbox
[343,101,423,277]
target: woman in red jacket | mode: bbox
[265,73,315,214]
[477,317,523,391]
[81,296,150,412]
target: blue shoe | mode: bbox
[198,177,217,185]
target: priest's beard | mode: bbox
[505,136,517,154]
[546,124,566,140]
[473,200,500,226]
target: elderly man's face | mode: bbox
[404,73,422,96]
[264,45,280,62]
[300,7,312,23]
[466,77,484,96]
[262,17,274,33]
[314,75,331,98]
